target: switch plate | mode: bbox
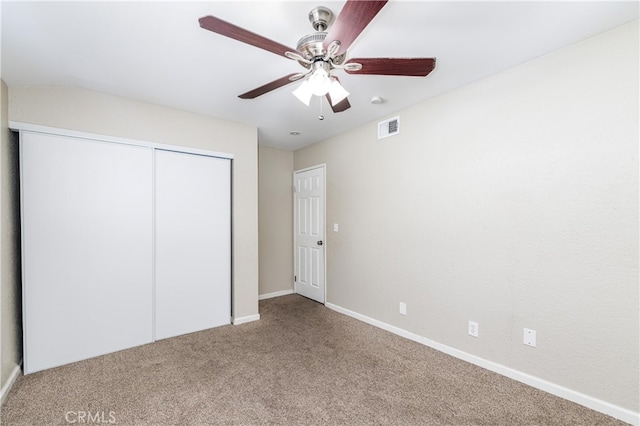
[524,328,536,347]
[399,302,407,315]
[334,223,339,232]
[468,321,479,337]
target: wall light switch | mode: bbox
[524,328,536,347]
[399,302,407,315]
[334,223,339,232]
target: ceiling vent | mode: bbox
[378,116,400,139]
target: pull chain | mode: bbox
[318,96,324,121]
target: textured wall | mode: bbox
[8,86,259,321]
[294,21,639,413]
[258,146,294,297]
[0,78,22,393]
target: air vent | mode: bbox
[378,116,400,139]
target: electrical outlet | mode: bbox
[468,321,479,337]
[524,328,536,347]
[399,302,407,315]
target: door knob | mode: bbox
[317,240,323,246]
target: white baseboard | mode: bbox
[326,303,639,426]
[232,313,260,325]
[259,289,294,300]
[0,361,22,406]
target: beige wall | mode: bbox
[0,79,23,393]
[9,86,259,321]
[258,146,294,297]
[295,21,639,413]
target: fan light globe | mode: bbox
[308,69,332,96]
[292,80,313,106]
[328,80,349,105]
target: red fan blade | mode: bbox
[199,15,300,59]
[326,94,351,113]
[328,96,351,113]
[239,74,299,99]
[323,1,388,56]
[345,58,436,77]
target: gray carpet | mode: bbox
[1,294,625,425]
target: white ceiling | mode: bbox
[1,1,638,150]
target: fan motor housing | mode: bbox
[296,32,346,68]
[296,33,327,58]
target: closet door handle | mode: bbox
[317,240,323,246]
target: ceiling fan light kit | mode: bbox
[198,0,436,115]
[293,61,350,107]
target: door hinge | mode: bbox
[294,275,297,282]
[293,185,297,193]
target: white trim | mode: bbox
[9,121,233,160]
[293,163,327,305]
[259,289,294,300]
[19,140,29,373]
[325,303,640,426]
[326,303,422,344]
[151,149,157,342]
[232,314,260,325]
[0,362,22,406]
[294,163,327,175]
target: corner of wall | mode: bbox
[258,146,294,298]
[1,78,24,394]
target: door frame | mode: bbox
[293,164,327,304]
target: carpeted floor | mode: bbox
[1,294,625,425]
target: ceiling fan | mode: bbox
[198,0,436,114]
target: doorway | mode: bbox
[293,165,326,304]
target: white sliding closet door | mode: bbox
[21,132,153,374]
[154,150,231,340]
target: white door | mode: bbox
[294,166,325,303]
[154,150,231,340]
[21,132,154,374]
